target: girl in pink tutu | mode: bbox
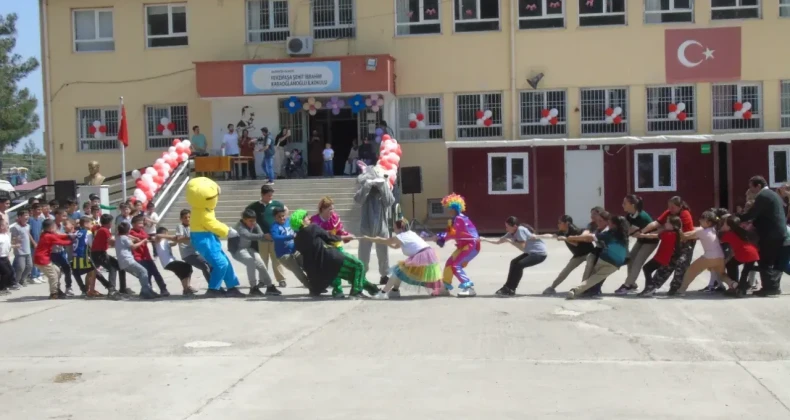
[358,219,447,299]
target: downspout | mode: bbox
[509,0,518,140]
[41,0,55,181]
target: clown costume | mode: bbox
[430,193,480,297]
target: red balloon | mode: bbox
[743,110,753,120]
[475,110,484,119]
[409,120,418,129]
[733,102,743,112]
[379,160,394,170]
[550,117,559,125]
[416,113,425,121]
[484,118,493,127]
[395,145,403,157]
[145,190,154,200]
[172,139,182,147]
[166,122,176,131]
[157,124,165,133]
[183,148,192,156]
[605,108,614,117]
[613,115,623,124]
[381,134,391,141]
[98,125,107,133]
[667,103,678,113]
[677,112,687,121]
[541,109,550,118]
[154,176,164,184]
[88,125,97,134]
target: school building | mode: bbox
[40,0,790,230]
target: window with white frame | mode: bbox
[396,0,441,35]
[145,105,189,149]
[634,149,676,192]
[711,0,760,20]
[313,0,355,39]
[488,153,529,194]
[246,0,289,42]
[782,81,790,129]
[456,93,503,139]
[646,85,695,133]
[580,87,628,135]
[782,0,790,17]
[398,96,443,141]
[769,145,790,187]
[454,0,500,32]
[519,90,567,137]
[578,0,626,26]
[427,198,450,218]
[145,4,188,48]
[73,9,114,52]
[518,0,564,29]
[712,83,762,132]
[77,108,120,152]
[644,0,693,23]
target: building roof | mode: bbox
[15,177,48,191]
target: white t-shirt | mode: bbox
[223,132,240,155]
[144,212,160,235]
[695,227,724,259]
[396,231,429,257]
[156,239,175,267]
[323,149,334,161]
[0,232,11,258]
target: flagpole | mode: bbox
[120,96,127,201]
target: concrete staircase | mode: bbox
[159,177,361,233]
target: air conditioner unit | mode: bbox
[286,36,314,56]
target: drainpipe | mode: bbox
[41,0,55,181]
[510,0,518,140]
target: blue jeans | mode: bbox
[323,160,333,177]
[262,156,275,181]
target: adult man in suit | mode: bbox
[741,175,790,296]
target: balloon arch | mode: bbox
[130,139,192,206]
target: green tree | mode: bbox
[0,13,40,150]
[22,138,41,156]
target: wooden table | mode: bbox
[230,156,254,180]
[193,156,254,180]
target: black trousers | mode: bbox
[91,251,127,291]
[73,267,112,291]
[725,258,756,290]
[756,237,789,291]
[503,253,547,291]
[139,260,168,292]
[241,160,256,179]
[52,252,84,292]
[0,257,14,290]
[643,259,674,290]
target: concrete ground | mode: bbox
[2,240,790,420]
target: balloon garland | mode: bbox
[88,120,107,138]
[408,112,426,129]
[302,97,323,116]
[733,101,753,120]
[605,107,624,124]
[130,138,192,206]
[667,102,688,121]
[376,135,403,190]
[539,108,559,126]
[475,110,494,127]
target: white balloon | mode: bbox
[605,116,614,124]
[484,110,493,119]
[131,169,141,180]
[92,120,101,128]
[365,99,373,107]
[309,109,317,116]
[180,153,189,161]
[302,103,310,110]
[168,146,176,153]
[160,117,169,125]
[314,101,323,109]
[476,118,485,126]
[134,189,146,202]
[146,167,157,175]
[742,102,752,111]
[613,107,623,116]
[162,129,172,136]
[417,120,426,128]
[155,158,165,165]
[169,151,178,160]
[181,140,191,148]
[376,98,384,106]
[549,108,559,117]
[371,105,380,113]
[94,131,104,139]
[668,112,678,120]
[540,117,549,126]
[142,174,153,182]
[734,110,744,118]
[676,103,686,112]
[408,113,417,121]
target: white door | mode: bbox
[564,149,605,226]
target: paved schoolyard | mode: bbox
[2,240,790,420]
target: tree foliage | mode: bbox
[0,13,40,150]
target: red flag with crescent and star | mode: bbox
[664,27,741,84]
[118,104,129,148]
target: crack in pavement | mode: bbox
[0,303,69,325]
[736,361,790,414]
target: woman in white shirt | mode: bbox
[359,219,447,299]
[676,211,732,295]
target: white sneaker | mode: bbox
[542,286,556,295]
[66,287,75,297]
[372,291,389,300]
[566,289,577,300]
[34,277,45,284]
[388,290,401,298]
[457,287,476,298]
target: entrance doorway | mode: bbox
[308,108,360,177]
[564,149,605,225]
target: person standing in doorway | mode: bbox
[222,124,240,179]
[323,143,335,177]
[239,128,257,180]
[245,185,288,287]
[358,137,375,166]
[260,127,276,185]
[345,139,359,175]
[309,130,324,177]
[274,128,290,178]
[191,125,208,156]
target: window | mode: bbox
[580,87,628,135]
[782,0,790,17]
[578,0,626,26]
[145,105,188,149]
[454,0,500,32]
[247,0,289,42]
[712,83,762,132]
[77,108,119,152]
[145,4,188,48]
[644,0,693,23]
[518,0,564,29]
[646,85,695,133]
[456,93,503,139]
[73,9,114,52]
[396,0,441,35]
[711,0,760,20]
[313,0,355,39]
[769,145,790,187]
[782,81,790,129]
[634,149,676,192]
[398,96,443,141]
[519,90,567,137]
[488,153,529,195]
[427,198,450,218]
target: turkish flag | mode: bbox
[118,104,129,148]
[665,27,741,84]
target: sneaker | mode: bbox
[753,288,782,297]
[160,290,171,298]
[87,290,104,298]
[183,288,198,297]
[0,290,10,296]
[278,280,287,288]
[49,293,60,300]
[542,286,556,296]
[225,287,246,298]
[388,289,401,298]
[10,284,21,291]
[667,287,679,296]
[713,285,727,293]
[204,289,225,298]
[379,276,389,286]
[265,285,282,296]
[332,289,346,299]
[349,290,368,299]
[566,289,578,300]
[495,286,516,297]
[34,277,46,284]
[457,287,476,298]
[637,287,656,298]
[121,288,137,296]
[581,288,602,298]
[372,291,389,300]
[139,290,160,300]
[108,290,123,301]
[614,284,638,295]
[431,287,450,297]
[65,287,74,296]
[57,290,67,299]
[697,285,715,293]
[248,287,265,297]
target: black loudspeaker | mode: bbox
[54,180,78,204]
[400,166,423,195]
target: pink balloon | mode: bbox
[179,152,189,162]
[145,190,154,200]
[395,145,402,157]
[172,139,181,147]
[382,134,391,141]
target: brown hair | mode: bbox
[317,196,334,214]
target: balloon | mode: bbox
[613,107,623,116]
[146,167,157,176]
[734,110,744,118]
[168,146,176,153]
[179,153,189,162]
[550,117,558,125]
[371,105,380,113]
[134,189,146,202]
[418,120,426,128]
[475,110,484,119]
[605,108,614,117]
[395,145,402,157]
[476,119,484,126]
[172,139,181,147]
[387,154,401,165]
[375,128,384,136]
[743,110,753,120]
[742,102,752,112]
[484,110,493,119]
[668,112,678,120]
[382,134,391,141]
[605,116,614,124]
[155,158,165,166]
[309,109,317,116]
[375,136,382,143]
[677,112,687,121]
[408,113,417,121]
[181,140,191,148]
[541,109,550,118]
[733,102,743,112]
[379,159,395,170]
[142,173,153,183]
[153,175,163,184]
[613,115,623,124]
[169,151,178,160]
[676,103,686,112]
[540,118,549,126]
[549,108,559,117]
[484,118,493,127]
[409,121,418,129]
[668,103,678,113]
[145,190,154,200]
[183,148,192,156]
[131,169,141,180]
[416,113,425,121]
[385,143,398,154]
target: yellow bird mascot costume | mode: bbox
[185,177,244,297]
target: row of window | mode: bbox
[72,0,790,51]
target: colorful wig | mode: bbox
[441,193,466,214]
[290,209,308,232]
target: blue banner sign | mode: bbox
[243,61,342,95]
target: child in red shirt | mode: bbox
[635,215,683,297]
[34,219,73,299]
[130,214,169,296]
[720,215,760,297]
[91,213,133,296]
